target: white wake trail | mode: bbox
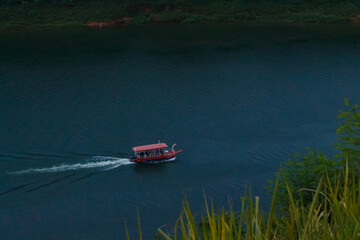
[9,156,134,174]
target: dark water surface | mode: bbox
[0,24,360,239]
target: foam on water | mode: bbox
[8,156,134,174]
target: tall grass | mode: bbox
[141,161,360,239]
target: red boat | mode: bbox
[129,143,182,163]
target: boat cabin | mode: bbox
[133,143,168,159]
[130,142,182,163]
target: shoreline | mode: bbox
[1,18,359,31]
[0,1,359,30]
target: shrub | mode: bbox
[336,98,360,168]
[268,149,337,212]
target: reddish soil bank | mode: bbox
[87,17,131,27]
[351,14,360,23]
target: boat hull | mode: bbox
[130,149,182,164]
[136,156,176,164]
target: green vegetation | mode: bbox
[267,98,360,212]
[336,98,360,167]
[152,167,359,239]
[267,149,338,212]
[129,99,360,239]
[0,0,360,29]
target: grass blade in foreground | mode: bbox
[153,165,359,239]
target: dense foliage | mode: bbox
[0,0,359,29]
[267,149,338,211]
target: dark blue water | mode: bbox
[1,24,360,239]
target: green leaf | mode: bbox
[337,111,351,119]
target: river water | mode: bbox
[0,24,360,239]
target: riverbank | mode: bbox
[0,0,359,30]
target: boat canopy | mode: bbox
[133,143,168,152]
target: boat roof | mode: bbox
[132,143,168,152]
